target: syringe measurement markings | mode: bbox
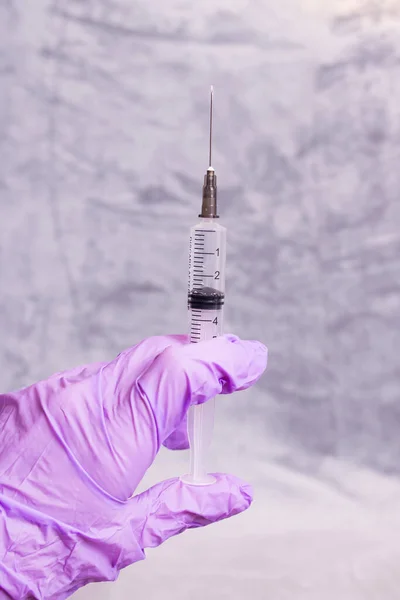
[192,319,213,323]
[194,252,214,256]
[195,230,217,234]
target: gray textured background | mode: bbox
[1,1,400,598]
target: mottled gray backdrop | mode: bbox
[1,1,400,599]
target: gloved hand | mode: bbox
[0,334,267,600]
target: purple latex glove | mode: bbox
[0,334,267,600]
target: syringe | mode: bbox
[181,87,227,486]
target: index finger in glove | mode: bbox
[136,334,267,446]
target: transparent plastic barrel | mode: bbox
[181,218,226,486]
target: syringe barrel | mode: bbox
[181,218,226,486]
[187,219,226,298]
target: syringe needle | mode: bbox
[200,86,217,219]
[209,85,213,168]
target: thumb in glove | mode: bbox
[110,473,253,572]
